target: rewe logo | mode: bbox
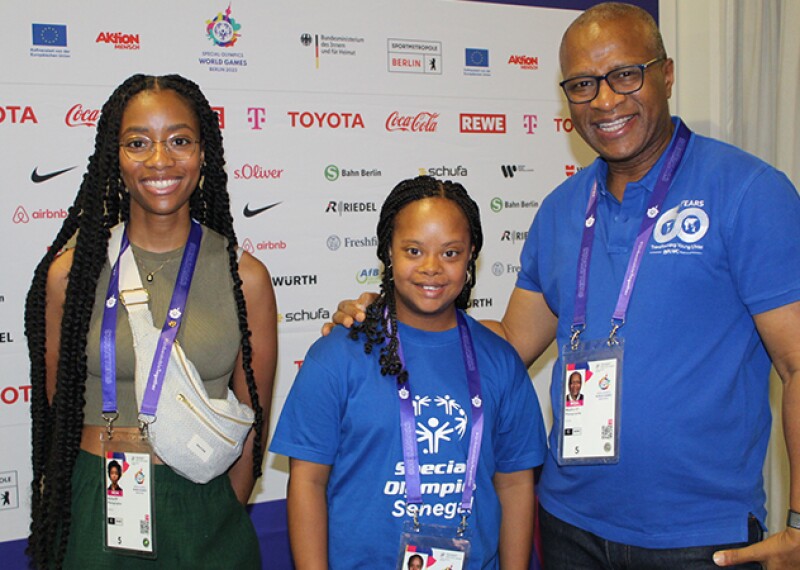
[459,113,506,134]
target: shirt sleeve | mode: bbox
[269,341,346,465]
[493,352,547,473]
[515,211,544,293]
[725,165,800,315]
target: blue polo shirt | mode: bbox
[517,117,800,548]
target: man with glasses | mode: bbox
[505,2,800,568]
[329,2,800,568]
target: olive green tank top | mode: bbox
[83,227,242,427]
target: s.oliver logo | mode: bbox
[233,164,284,180]
[65,104,101,127]
[287,111,364,129]
[385,112,438,132]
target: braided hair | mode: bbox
[349,175,483,384]
[24,74,265,568]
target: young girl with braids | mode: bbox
[25,74,277,568]
[271,176,546,569]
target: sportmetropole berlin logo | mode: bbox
[206,4,241,48]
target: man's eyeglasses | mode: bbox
[559,57,665,104]
[119,135,200,162]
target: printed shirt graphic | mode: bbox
[270,315,546,569]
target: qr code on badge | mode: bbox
[140,518,150,535]
[601,424,613,440]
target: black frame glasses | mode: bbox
[559,57,665,104]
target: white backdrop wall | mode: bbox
[1,1,615,554]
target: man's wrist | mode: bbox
[787,509,800,530]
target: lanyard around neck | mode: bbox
[393,310,485,521]
[571,121,691,348]
[100,221,203,429]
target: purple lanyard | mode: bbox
[571,122,691,345]
[395,311,484,515]
[100,221,203,420]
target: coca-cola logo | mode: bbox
[385,111,439,133]
[65,104,101,128]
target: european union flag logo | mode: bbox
[465,48,489,67]
[32,24,67,47]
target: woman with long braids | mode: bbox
[25,74,277,568]
[271,176,546,569]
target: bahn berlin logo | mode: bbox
[460,114,506,134]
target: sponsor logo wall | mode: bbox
[1,0,604,553]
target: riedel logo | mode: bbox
[459,113,506,134]
[287,111,364,129]
[65,104,100,128]
[385,112,438,133]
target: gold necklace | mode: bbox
[144,257,179,282]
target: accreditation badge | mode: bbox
[100,433,156,558]
[558,338,623,465]
[397,521,470,570]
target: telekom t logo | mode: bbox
[523,114,538,134]
[247,107,266,130]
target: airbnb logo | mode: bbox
[385,111,438,132]
[65,104,101,127]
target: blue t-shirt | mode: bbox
[517,117,800,548]
[270,312,547,569]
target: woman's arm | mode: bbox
[228,251,278,503]
[494,468,535,570]
[288,458,332,570]
[44,250,73,404]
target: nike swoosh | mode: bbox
[31,166,77,183]
[243,202,281,217]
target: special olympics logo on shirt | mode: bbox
[653,203,709,245]
[413,394,468,454]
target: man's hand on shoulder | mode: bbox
[320,292,378,336]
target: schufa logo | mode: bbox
[385,112,438,132]
[65,104,100,127]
